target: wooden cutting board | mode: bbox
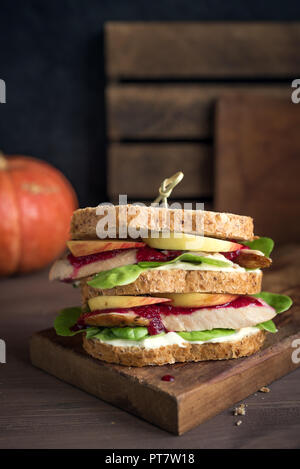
[30,306,300,435]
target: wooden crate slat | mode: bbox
[105,22,300,79]
[215,96,300,243]
[107,84,289,140]
[108,143,213,199]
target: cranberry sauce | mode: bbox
[67,240,251,278]
[161,375,175,382]
[79,302,168,335]
[70,322,88,332]
[221,244,247,262]
[147,317,166,335]
[67,246,182,278]
[67,248,128,269]
[67,248,135,279]
[78,296,263,336]
[68,246,182,269]
[136,246,182,263]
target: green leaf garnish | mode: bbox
[85,327,101,339]
[257,320,277,333]
[54,306,83,336]
[87,264,144,289]
[138,252,230,269]
[94,326,149,342]
[184,255,231,268]
[242,237,274,257]
[253,291,293,313]
[91,327,238,343]
[147,332,166,339]
[177,328,236,341]
[88,252,231,289]
[113,327,149,340]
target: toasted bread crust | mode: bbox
[71,205,254,241]
[80,269,262,303]
[82,330,266,366]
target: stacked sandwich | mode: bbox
[50,205,292,366]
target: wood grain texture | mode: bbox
[215,96,300,244]
[105,22,300,79]
[108,143,213,199]
[30,309,300,435]
[1,247,300,447]
[107,84,289,139]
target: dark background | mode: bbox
[1,0,300,206]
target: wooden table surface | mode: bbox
[1,246,300,449]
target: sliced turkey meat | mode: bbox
[49,246,271,282]
[49,249,138,281]
[82,299,276,331]
[160,300,275,331]
[85,312,148,327]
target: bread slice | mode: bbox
[82,329,265,367]
[80,269,262,302]
[71,205,254,241]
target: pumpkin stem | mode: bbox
[0,154,7,170]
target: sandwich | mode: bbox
[50,204,292,367]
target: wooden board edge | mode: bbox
[177,332,300,434]
[29,331,180,435]
[29,327,300,436]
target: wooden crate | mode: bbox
[215,96,300,243]
[104,22,300,203]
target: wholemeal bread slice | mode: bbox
[71,205,254,241]
[82,329,265,367]
[80,269,262,303]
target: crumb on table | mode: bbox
[259,386,270,393]
[236,420,242,426]
[234,403,246,416]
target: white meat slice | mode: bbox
[85,312,148,327]
[49,249,137,281]
[161,300,276,331]
[82,300,276,331]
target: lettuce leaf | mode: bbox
[87,264,144,289]
[89,325,277,343]
[253,291,292,313]
[138,253,230,269]
[94,326,149,342]
[91,327,237,342]
[257,320,277,333]
[85,327,102,339]
[88,252,231,289]
[252,292,293,333]
[54,292,292,340]
[54,306,83,336]
[242,237,274,257]
[177,328,236,341]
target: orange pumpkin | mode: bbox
[0,154,78,276]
